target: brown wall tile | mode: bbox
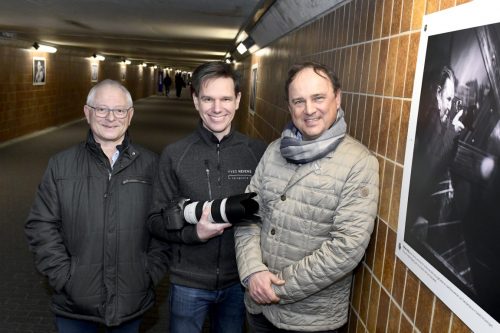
[381,0,394,37]
[389,165,403,229]
[394,35,409,98]
[375,39,389,96]
[400,0,413,33]
[373,0,384,39]
[431,297,452,333]
[383,37,399,96]
[415,283,434,332]
[399,313,413,333]
[404,32,420,98]
[373,220,388,279]
[450,314,473,332]
[427,0,440,14]
[392,258,407,304]
[366,279,381,332]
[440,0,457,10]
[368,41,381,94]
[359,265,373,323]
[402,270,419,321]
[397,101,411,164]
[391,0,403,35]
[411,0,426,30]
[387,99,402,161]
[376,288,390,333]
[379,159,394,221]
[382,227,397,290]
[377,98,391,156]
[387,300,402,332]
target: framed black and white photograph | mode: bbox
[120,64,126,81]
[91,63,98,82]
[249,64,257,113]
[397,2,500,332]
[32,57,46,85]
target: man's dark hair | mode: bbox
[437,65,457,89]
[285,62,341,101]
[191,61,241,97]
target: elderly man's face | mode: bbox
[437,77,455,124]
[84,85,133,147]
[288,67,341,140]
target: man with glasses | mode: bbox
[25,79,168,332]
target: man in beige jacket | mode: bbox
[235,62,379,332]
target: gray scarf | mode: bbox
[280,109,347,164]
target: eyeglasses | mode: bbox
[86,105,133,119]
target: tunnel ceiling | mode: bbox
[0,0,348,71]
[0,0,263,70]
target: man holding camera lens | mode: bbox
[148,61,266,333]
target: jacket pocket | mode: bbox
[122,177,152,185]
[63,256,79,295]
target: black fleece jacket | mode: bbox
[148,122,266,290]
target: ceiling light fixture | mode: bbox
[92,53,105,61]
[32,42,57,53]
[236,43,247,55]
[122,59,131,65]
[236,36,255,55]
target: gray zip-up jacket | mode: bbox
[25,132,168,326]
[148,122,266,290]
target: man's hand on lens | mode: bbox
[248,271,285,304]
[196,207,231,241]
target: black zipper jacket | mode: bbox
[148,122,266,290]
[25,131,169,326]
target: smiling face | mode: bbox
[288,67,341,140]
[193,76,241,140]
[84,84,133,148]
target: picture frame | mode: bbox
[249,64,258,114]
[120,64,126,81]
[396,2,500,332]
[91,63,98,82]
[32,57,46,85]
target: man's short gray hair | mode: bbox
[86,79,133,107]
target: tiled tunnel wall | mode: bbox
[236,0,473,332]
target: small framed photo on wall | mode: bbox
[249,64,257,114]
[33,57,46,85]
[120,65,126,81]
[91,63,98,82]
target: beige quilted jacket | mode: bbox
[235,135,379,331]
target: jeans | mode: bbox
[247,313,338,333]
[55,316,142,333]
[169,282,245,333]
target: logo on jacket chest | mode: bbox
[227,169,253,180]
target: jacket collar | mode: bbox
[85,130,135,161]
[196,120,235,146]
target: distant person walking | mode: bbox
[163,73,172,97]
[175,73,185,98]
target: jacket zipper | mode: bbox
[215,144,222,289]
[205,160,212,200]
[217,144,221,186]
